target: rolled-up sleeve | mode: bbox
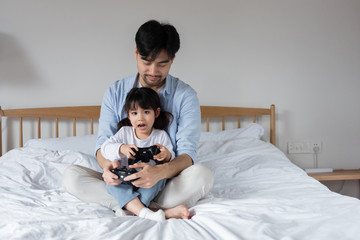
[174,88,201,162]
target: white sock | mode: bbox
[139,208,165,222]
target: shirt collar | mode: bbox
[157,75,172,97]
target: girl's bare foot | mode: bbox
[164,205,190,219]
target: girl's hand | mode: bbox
[120,144,138,159]
[153,144,172,162]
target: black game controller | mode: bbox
[128,145,161,165]
[111,145,161,182]
[111,167,137,181]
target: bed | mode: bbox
[1,105,360,240]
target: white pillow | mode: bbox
[199,123,264,142]
[24,134,97,156]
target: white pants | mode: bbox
[62,163,214,212]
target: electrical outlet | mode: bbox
[312,141,321,153]
[288,141,312,153]
[288,141,322,154]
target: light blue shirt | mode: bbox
[96,74,201,162]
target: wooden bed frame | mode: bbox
[0,105,275,156]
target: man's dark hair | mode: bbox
[135,20,180,61]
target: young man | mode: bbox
[62,20,213,219]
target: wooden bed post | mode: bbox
[270,104,276,146]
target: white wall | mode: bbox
[1,0,360,197]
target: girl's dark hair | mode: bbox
[118,87,173,130]
[135,20,180,61]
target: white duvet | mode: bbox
[1,137,360,240]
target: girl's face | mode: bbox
[128,104,160,139]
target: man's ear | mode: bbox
[155,108,161,118]
[135,47,138,58]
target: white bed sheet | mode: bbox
[1,138,360,240]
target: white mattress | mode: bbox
[1,137,360,240]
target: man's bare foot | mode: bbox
[164,205,190,219]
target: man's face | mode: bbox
[135,48,174,91]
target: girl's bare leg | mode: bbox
[124,197,144,216]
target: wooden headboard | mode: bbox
[0,105,275,156]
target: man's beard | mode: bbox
[141,74,165,88]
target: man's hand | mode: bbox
[102,160,122,186]
[97,149,123,186]
[124,162,164,188]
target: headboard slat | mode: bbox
[38,118,41,138]
[55,118,59,138]
[73,118,76,136]
[19,117,23,147]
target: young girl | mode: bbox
[101,87,176,221]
